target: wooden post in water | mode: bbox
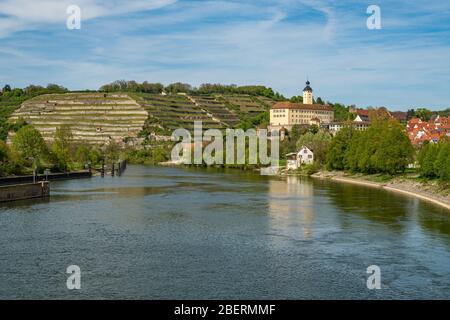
[112,163,115,177]
[118,162,121,176]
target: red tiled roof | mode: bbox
[407,116,450,144]
[272,102,333,111]
[356,109,369,117]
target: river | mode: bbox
[0,165,449,299]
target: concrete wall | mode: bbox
[0,171,91,186]
[0,182,50,203]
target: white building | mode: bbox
[286,146,314,170]
[298,146,314,165]
[269,80,334,131]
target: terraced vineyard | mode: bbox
[9,93,148,144]
[218,94,270,117]
[189,95,241,127]
[133,93,226,132]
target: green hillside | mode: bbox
[131,93,225,134]
[133,93,274,135]
[9,93,147,145]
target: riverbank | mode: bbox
[311,171,450,211]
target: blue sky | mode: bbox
[0,0,449,110]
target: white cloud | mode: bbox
[0,0,176,37]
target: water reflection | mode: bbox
[268,176,315,239]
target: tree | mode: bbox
[0,140,9,176]
[316,97,324,105]
[46,84,68,93]
[326,126,355,170]
[434,139,450,181]
[75,145,91,164]
[105,140,120,163]
[12,125,48,169]
[342,119,414,174]
[368,107,391,122]
[415,108,433,121]
[406,109,415,120]
[417,141,438,178]
[290,96,303,103]
[330,103,351,121]
[2,84,11,93]
[165,82,192,94]
[371,120,414,174]
[88,148,103,165]
[290,125,302,141]
[52,125,73,171]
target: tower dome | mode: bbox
[303,80,313,104]
[303,80,313,92]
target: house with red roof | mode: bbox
[406,116,450,145]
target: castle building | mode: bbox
[269,80,334,131]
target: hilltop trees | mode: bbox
[100,80,164,93]
[165,82,193,94]
[99,81,285,100]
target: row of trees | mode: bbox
[417,139,450,181]
[326,120,414,175]
[1,84,68,97]
[99,80,285,100]
[99,80,164,94]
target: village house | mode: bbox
[269,80,334,132]
[406,115,450,145]
[350,108,370,122]
[328,120,370,135]
[328,110,370,135]
[286,146,314,170]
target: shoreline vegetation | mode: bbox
[310,170,450,211]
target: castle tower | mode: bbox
[303,80,313,104]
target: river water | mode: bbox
[0,165,449,299]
